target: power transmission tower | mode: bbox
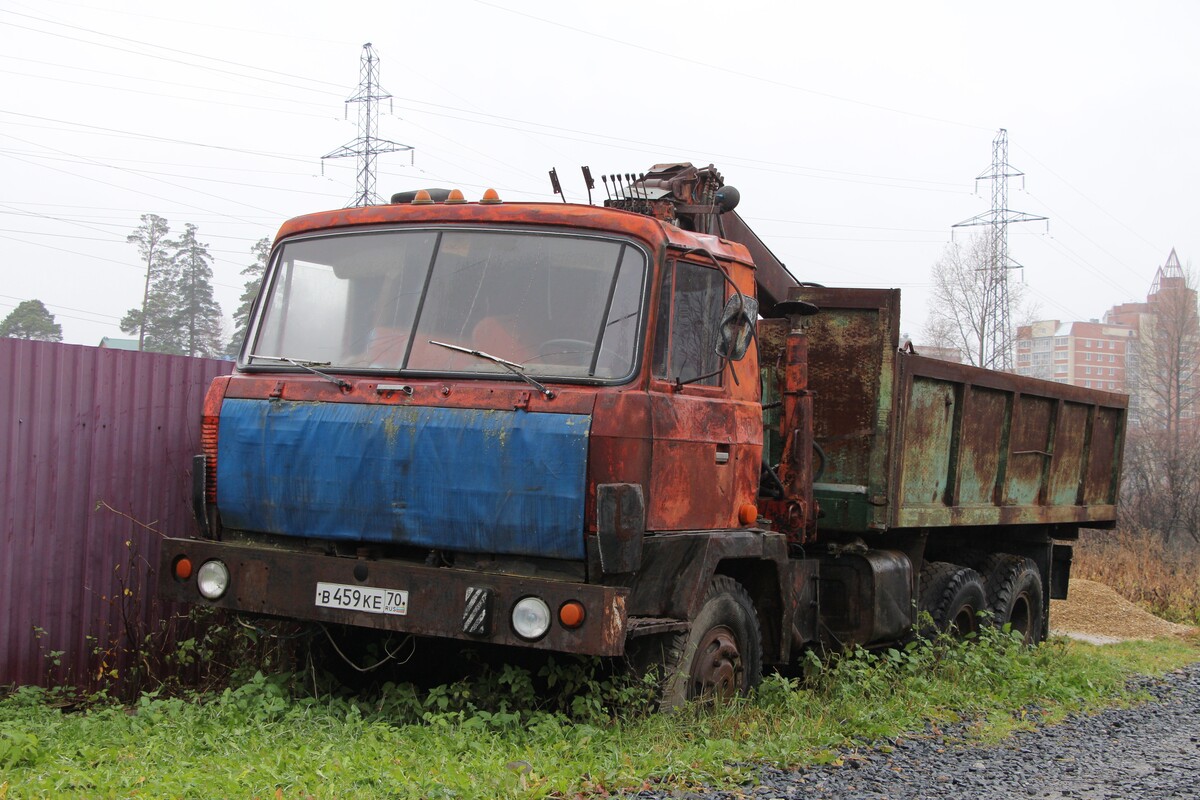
[952,128,1047,371]
[322,43,413,207]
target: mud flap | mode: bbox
[1050,543,1072,600]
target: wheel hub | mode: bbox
[689,624,744,698]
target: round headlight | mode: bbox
[196,559,230,600]
[511,596,551,640]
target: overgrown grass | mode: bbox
[2,630,1196,799]
[1073,527,1200,624]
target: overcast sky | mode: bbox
[2,0,1197,346]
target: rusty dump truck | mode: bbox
[159,163,1126,702]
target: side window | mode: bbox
[652,260,725,386]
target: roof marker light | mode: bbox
[480,188,502,204]
[445,188,466,204]
[412,189,434,205]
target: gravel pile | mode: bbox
[1050,579,1194,643]
[626,665,1200,800]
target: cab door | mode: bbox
[646,257,758,530]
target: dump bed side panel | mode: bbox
[891,355,1125,528]
[799,287,1126,533]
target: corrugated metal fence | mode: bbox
[1,339,232,690]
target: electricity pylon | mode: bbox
[322,43,413,207]
[952,128,1047,371]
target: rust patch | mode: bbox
[956,386,1007,506]
[605,594,628,649]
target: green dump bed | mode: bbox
[796,287,1127,533]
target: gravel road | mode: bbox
[633,662,1200,800]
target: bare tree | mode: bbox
[1136,267,1200,439]
[922,234,1033,369]
[1122,264,1200,544]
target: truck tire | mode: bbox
[980,555,1045,645]
[660,575,763,708]
[918,562,986,639]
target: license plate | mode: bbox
[315,582,409,616]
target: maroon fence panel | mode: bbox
[0,339,233,690]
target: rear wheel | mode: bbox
[659,576,763,708]
[980,555,1045,645]
[918,562,986,638]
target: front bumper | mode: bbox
[159,538,629,656]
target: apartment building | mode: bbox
[1015,318,1132,391]
[1015,249,1197,427]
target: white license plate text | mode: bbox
[315,582,408,615]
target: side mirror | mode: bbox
[714,293,759,361]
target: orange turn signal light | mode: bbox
[738,503,758,526]
[173,556,193,581]
[480,188,501,204]
[559,601,586,629]
[445,188,466,204]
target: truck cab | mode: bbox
[163,182,786,693]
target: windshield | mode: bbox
[247,228,647,381]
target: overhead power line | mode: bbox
[0,110,325,165]
[1,146,349,199]
[0,8,348,93]
[0,297,123,327]
[0,66,343,121]
[470,0,994,133]
[388,100,968,194]
[0,145,279,222]
[1015,144,1162,258]
[0,292,121,321]
[0,232,242,291]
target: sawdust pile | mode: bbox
[1050,578,1195,644]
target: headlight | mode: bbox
[196,560,230,600]
[511,596,551,640]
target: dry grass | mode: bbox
[1073,527,1200,625]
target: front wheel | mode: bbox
[660,576,763,708]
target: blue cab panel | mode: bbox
[216,399,591,560]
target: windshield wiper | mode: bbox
[248,354,351,390]
[427,340,555,399]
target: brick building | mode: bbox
[1015,249,1198,427]
[1015,318,1133,391]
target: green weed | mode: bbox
[0,633,1195,798]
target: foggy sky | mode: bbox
[2,0,1196,346]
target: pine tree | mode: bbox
[0,299,63,341]
[171,223,224,358]
[226,237,271,357]
[120,214,173,352]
